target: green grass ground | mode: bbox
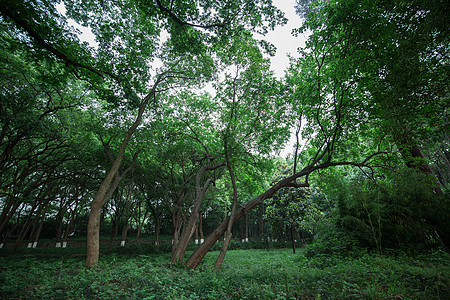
[0,247,449,299]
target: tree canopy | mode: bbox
[0,0,448,269]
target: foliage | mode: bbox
[313,167,450,253]
[1,248,449,299]
[264,187,321,239]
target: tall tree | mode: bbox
[1,0,287,265]
[294,0,449,192]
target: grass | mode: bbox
[0,247,449,299]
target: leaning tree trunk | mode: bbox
[31,203,50,248]
[185,165,313,269]
[171,163,218,264]
[63,201,78,247]
[171,159,225,263]
[214,151,237,270]
[85,77,162,266]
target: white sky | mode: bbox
[266,0,308,158]
[263,0,306,78]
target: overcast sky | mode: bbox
[264,0,306,78]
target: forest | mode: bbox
[0,0,449,298]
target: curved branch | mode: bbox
[156,0,228,30]
[1,6,117,80]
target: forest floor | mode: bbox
[0,246,449,299]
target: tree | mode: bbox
[264,187,320,253]
[294,0,449,192]
[1,0,288,265]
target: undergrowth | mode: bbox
[0,248,449,299]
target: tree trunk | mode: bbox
[258,204,264,238]
[0,200,22,237]
[62,197,79,247]
[85,77,161,266]
[185,165,312,269]
[85,199,104,265]
[214,152,237,271]
[13,202,41,253]
[291,226,296,254]
[120,187,134,246]
[55,210,64,246]
[245,213,249,242]
[396,133,443,194]
[31,204,49,247]
[199,212,204,242]
[171,160,224,263]
[155,215,162,246]
[108,215,119,253]
[194,223,199,243]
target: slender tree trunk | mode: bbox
[13,202,41,253]
[214,152,237,271]
[0,200,22,236]
[171,207,183,253]
[55,210,64,246]
[245,214,249,242]
[108,215,118,252]
[62,210,76,246]
[258,205,264,238]
[155,215,161,246]
[199,212,204,242]
[291,226,296,254]
[194,223,199,243]
[120,187,134,246]
[31,204,50,247]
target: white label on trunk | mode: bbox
[200,239,204,244]
[120,241,125,247]
[56,242,61,247]
[27,243,32,248]
[62,242,67,248]
[195,239,199,244]
[245,238,249,242]
[32,242,37,248]
[0,243,4,249]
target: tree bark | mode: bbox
[245,213,249,242]
[214,151,237,271]
[171,161,223,263]
[291,226,296,254]
[85,76,162,266]
[199,212,204,242]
